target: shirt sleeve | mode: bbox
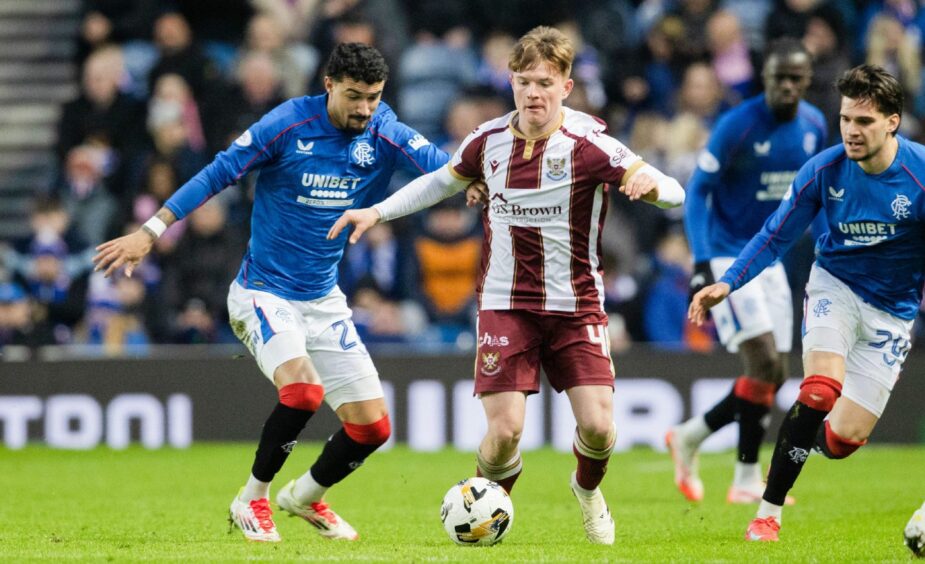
[448,126,488,180]
[164,108,286,220]
[376,121,449,175]
[684,115,738,262]
[578,132,644,186]
[719,160,823,291]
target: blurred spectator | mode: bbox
[662,112,710,183]
[56,46,147,190]
[0,282,56,349]
[399,27,478,141]
[865,14,921,120]
[204,52,285,153]
[23,236,89,344]
[147,73,210,181]
[677,62,725,125]
[240,13,320,99]
[642,229,713,351]
[558,20,607,111]
[706,10,757,104]
[58,144,119,246]
[132,158,188,256]
[351,283,428,345]
[669,0,717,62]
[442,92,509,153]
[82,266,159,353]
[161,198,246,342]
[623,15,689,114]
[339,222,409,302]
[720,0,772,51]
[765,0,832,43]
[476,31,517,97]
[802,8,851,137]
[251,0,321,42]
[148,11,222,101]
[77,0,159,58]
[410,198,481,340]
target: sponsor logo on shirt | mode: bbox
[753,140,771,156]
[302,173,361,190]
[408,134,430,150]
[756,171,797,201]
[296,139,314,155]
[837,221,896,246]
[489,160,500,175]
[828,186,845,201]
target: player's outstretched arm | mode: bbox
[92,208,177,277]
[619,165,684,208]
[327,208,382,244]
[688,282,730,326]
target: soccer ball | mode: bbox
[440,477,513,546]
[906,505,925,558]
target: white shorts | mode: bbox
[227,281,382,410]
[801,264,913,417]
[710,258,792,353]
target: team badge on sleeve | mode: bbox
[235,129,253,147]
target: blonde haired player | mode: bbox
[330,26,684,544]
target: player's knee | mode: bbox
[344,415,391,446]
[577,420,614,448]
[278,382,324,411]
[816,420,866,459]
[797,375,842,412]
[487,421,523,448]
[733,376,776,407]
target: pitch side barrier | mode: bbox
[0,346,922,449]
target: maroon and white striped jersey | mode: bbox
[449,107,645,313]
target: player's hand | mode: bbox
[688,282,730,326]
[688,261,715,304]
[92,229,155,278]
[328,208,381,244]
[620,172,658,202]
[466,180,489,208]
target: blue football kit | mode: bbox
[686,95,827,261]
[163,94,449,301]
[721,136,925,320]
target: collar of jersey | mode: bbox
[508,110,564,140]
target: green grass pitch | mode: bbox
[2,444,923,562]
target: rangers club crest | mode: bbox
[545,156,567,180]
[480,352,501,376]
[351,141,375,167]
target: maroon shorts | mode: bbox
[474,309,615,395]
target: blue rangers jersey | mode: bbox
[164,94,448,301]
[720,136,925,320]
[686,95,827,261]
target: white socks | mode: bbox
[240,474,270,502]
[293,470,328,504]
[757,499,783,523]
[733,462,761,486]
[679,416,712,448]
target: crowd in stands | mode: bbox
[3,0,925,355]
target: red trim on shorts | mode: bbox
[344,416,391,445]
[279,383,324,411]
[733,376,776,407]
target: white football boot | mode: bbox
[229,490,281,542]
[276,479,359,540]
[569,472,615,545]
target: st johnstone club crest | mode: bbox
[545,156,567,180]
[480,351,501,376]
